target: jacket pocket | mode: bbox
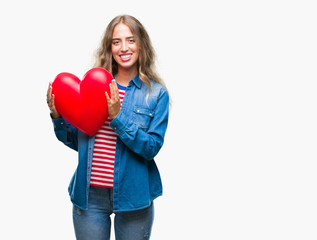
[133,106,155,131]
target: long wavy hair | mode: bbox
[95,15,166,90]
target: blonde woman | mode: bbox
[47,15,169,240]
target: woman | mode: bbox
[46,15,169,240]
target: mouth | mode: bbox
[119,54,132,62]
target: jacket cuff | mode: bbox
[109,110,129,135]
[51,115,66,130]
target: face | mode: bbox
[111,23,139,73]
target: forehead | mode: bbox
[112,23,134,38]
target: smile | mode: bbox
[120,54,132,61]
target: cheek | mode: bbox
[133,47,139,59]
[111,45,120,55]
[133,44,139,53]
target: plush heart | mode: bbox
[52,67,112,136]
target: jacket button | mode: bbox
[115,190,118,193]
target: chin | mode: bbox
[119,62,138,70]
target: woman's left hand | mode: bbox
[105,79,121,119]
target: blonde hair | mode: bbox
[95,15,166,90]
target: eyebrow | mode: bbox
[112,36,135,41]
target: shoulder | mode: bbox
[149,80,168,96]
[147,80,169,107]
[134,79,169,108]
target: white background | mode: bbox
[0,0,316,239]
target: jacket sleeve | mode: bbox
[110,88,169,161]
[51,116,79,151]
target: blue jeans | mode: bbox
[72,186,154,240]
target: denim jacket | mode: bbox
[51,74,169,212]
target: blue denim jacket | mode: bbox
[51,74,169,212]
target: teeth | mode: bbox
[121,55,131,59]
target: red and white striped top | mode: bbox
[90,85,126,188]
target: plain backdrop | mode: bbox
[0,0,316,239]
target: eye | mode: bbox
[128,39,135,43]
[112,40,120,46]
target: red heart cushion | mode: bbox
[52,67,112,136]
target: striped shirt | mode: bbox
[90,84,126,188]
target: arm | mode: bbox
[110,89,169,160]
[51,116,79,151]
[47,82,78,151]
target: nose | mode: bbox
[121,41,129,52]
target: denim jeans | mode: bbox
[73,186,154,240]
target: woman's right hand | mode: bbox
[46,82,61,119]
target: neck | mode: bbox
[115,67,138,87]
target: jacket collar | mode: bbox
[130,73,142,89]
[112,73,142,89]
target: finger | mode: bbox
[112,79,118,91]
[113,80,119,100]
[47,82,52,99]
[110,82,116,101]
[111,80,119,100]
[47,92,54,107]
[49,94,60,118]
[105,91,111,104]
[51,94,56,107]
[48,95,54,109]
